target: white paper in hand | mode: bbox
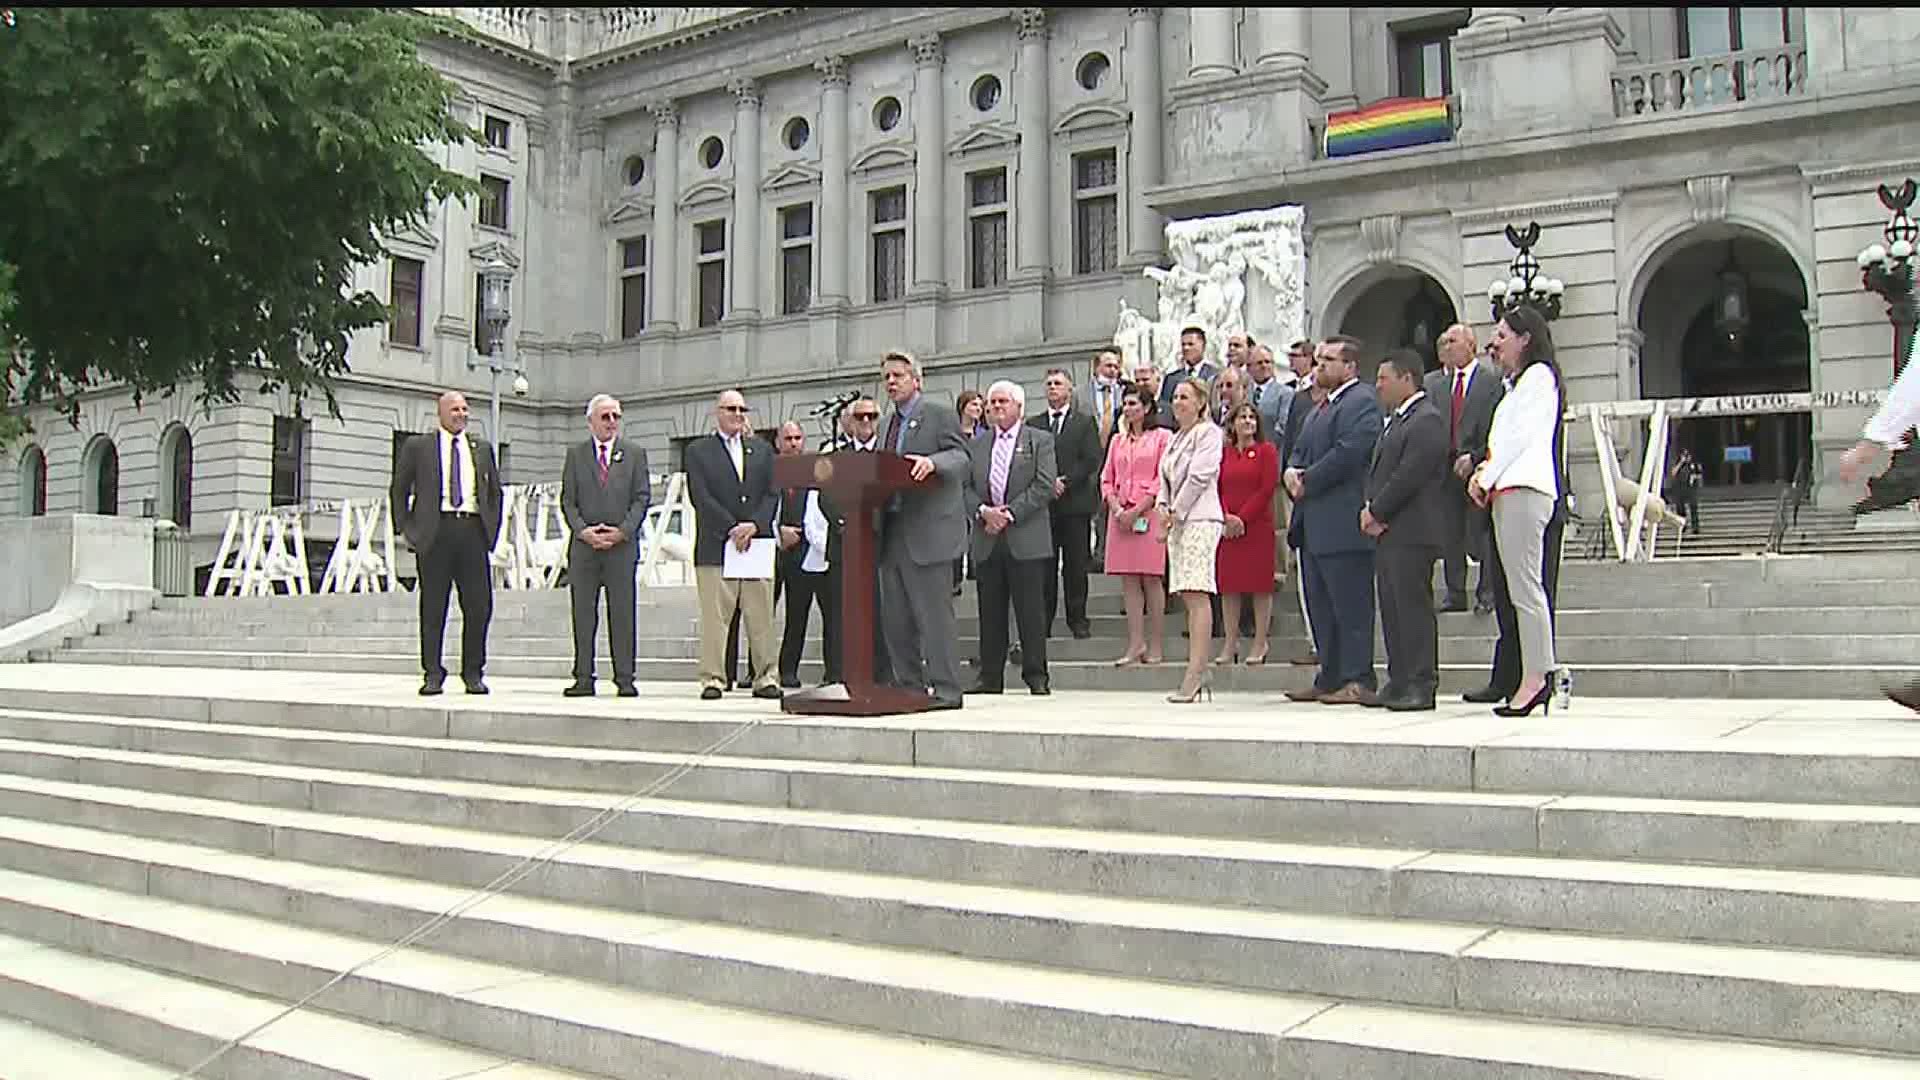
[722,537,778,580]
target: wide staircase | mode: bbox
[43,550,1920,698]
[1570,487,1920,560]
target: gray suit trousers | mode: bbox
[879,526,963,701]
[569,539,637,685]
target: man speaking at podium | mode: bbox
[876,350,971,710]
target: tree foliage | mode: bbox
[0,8,477,426]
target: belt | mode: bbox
[443,511,480,520]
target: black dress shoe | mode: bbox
[1437,600,1469,614]
[1462,685,1506,704]
[616,683,639,698]
[1070,624,1092,640]
[700,687,724,701]
[1385,695,1437,712]
[1473,598,1496,616]
[928,696,965,711]
[463,679,488,695]
[563,683,595,698]
[780,679,802,690]
[752,684,784,700]
[1027,680,1051,696]
[966,681,1005,695]
[419,680,444,697]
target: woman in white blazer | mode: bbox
[1468,304,1563,717]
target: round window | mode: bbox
[699,136,724,170]
[1076,52,1111,92]
[783,116,811,152]
[624,155,646,187]
[971,74,1002,113]
[873,96,902,132]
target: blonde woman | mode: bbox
[1157,378,1225,703]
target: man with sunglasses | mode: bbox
[821,398,890,686]
[560,394,651,697]
[685,389,782,701]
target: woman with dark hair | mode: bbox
[1468,304,1564,717]
[953,389,988,595]
[1100,386,1172,667]
[1213,401,1278,665]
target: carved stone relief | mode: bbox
[1113,206,1308,369]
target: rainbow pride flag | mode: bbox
[1323,96,1452,159]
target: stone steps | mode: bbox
[0,1014,178,1080]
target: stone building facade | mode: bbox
[8,6,1920,553]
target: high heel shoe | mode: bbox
[1167,672,1214,704]
[1243,646,1269,667]
[1211,649,1236,666]
[1492,683,1552,718]
[1113,649,1147,669]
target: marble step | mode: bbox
[0,1014,176,1080]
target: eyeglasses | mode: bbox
[719,405,750,414]
[597,413,622,421]
[849,412,880,421]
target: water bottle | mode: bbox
[1554,667,1573,712]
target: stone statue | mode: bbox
[1113,300,1150,368]
[1127,205,1307,369]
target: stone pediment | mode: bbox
[606,192,653,225]
[1054,103,1128,135]
[389,217,438,249]
[467,238,520,269]
[948,121,1019,158]
[849,141,914,175]
[762,161,822,193]
[678,179,735,208]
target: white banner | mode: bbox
[1574,389,1886,421]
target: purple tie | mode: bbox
[447,437,464,508]
[989,431,1013,505]
[597,444,609,486]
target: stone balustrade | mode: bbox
[417,6,753,59]
[1611,45,1809,118]
[586,7,753,55]
[419,6,539,51]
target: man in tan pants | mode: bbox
[684,389,782,700]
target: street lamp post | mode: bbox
[1852,180,1920,514]
[1485,221,1565,322]
[470,257,529,480]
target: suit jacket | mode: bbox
[683,431,777,567]
[391,429,504,554]
[1424,361,1505,465]
[1278,387,1318,472]
[1365,396,1449,550]
[1251,376,1293,446]
[561,438,651,544]
[880,395,971,566]
[1158,362,1221,410]
[1027,407,1101,517]
[774,480,825,574]
[1082,382,1128,450]
[1287,382,1383,555]
[965,424,1057,563]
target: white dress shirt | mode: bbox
[439,428,477,513]
[1864,339,1920,449]
[1478,363,1560,497]
[721,432,744,478]
[800,491,830,573]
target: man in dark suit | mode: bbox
[1030,367,1100,640]
[1364,351,1450,712]
[970,380,1059,694]
[877,350,972,710]
[390,390,504,696]
[684,389,782,701]
[1425,323,1506,614]
[559,394,651,698]
[1086,349,1127,566]
[1278,343,1321,665]
[1283,335,1383,707]
[772,421,834,688]
[820,397,888,686]
[1158,326,1220,411]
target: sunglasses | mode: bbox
[719,405,750,414]
[850,412,880,421]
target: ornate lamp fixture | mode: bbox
[1715,242,1749,345]
[1485,221,1564,321]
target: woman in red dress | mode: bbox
[1214,401,1279,665]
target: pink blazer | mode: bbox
[1158,421,1225,524]
[1101,425,1171,511]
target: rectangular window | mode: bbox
[966,168,1009,289]
[472,273,489,354]
[271,416,309,508]
[388,257,423,347]
[1071,150,1120,275]
[1679,7,1794,57]
[620,237,647,338]
[1394,20,1467,98]
[870,186,907,303]
[478,174,510,229]
[779,203,814,315]
[483,115,511,150]
[695,219,726,328]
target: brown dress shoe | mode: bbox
[1319,683,1378,707]
[1284,687,1324,703]
[1886,680,1920,715]
[1291,652,1319,666]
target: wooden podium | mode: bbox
[772,450,934,716]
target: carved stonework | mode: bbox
[576,120,604,152]
[908,32,944,69]
[468,238,521,270]
[1015,8,1049,41]
[815,55,850,89]
[649,101,680,129]
[1360,214,1402,266]
[1116,206,1308,370]
[1127,7,1160,20]
[1687,174,1731,224]
[728,76,761,110]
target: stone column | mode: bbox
[1186,8,1237,79]
[1014,10,1052,279]
[648,101,680,331]
[1616,325,1644,400]
[1254,7,1310,67]
[909,32,946,294]
[1126,7,1165,265]
[1467,7,1526,30]
[815,55,851,308]
[728,77,762,319]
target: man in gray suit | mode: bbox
[876,350,972,710]
[561,393,652,697]
[1425,323,1506,614]
[1365,351,1451,712]
[967,380,1058,695]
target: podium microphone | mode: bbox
[808,390,861,418]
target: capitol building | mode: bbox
[4,6,1917,556]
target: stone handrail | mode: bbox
[1611,45,1809,118]
[585,7,753,55]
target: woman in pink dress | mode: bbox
[1100,386,1173,666]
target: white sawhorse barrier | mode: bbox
[317,498,400,594]
[204,509,312,597]
[490,482,570,591]
[637,472,696,587]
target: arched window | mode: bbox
[18,446,46,517]
[83,437,119,516]
[159,424,193,528]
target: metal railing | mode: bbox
[1765,457,1812,553]
[1611,44,1809,118]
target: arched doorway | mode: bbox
[158,424,193,528]
[1635,227,1810,488]
[17,446,46,517]
[83,436,119,516]
[1332,267,1459,375]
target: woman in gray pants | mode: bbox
[1469,303,1564,717]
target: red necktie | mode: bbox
[597,444,609,486]
[1451,371,1466,446]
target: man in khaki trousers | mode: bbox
[684,389,782,700]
